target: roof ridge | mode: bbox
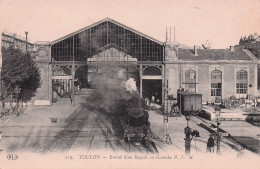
[242,49,258,61]
[178,47,256,61]
[51,17,163,45]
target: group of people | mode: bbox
[144,92,161,106]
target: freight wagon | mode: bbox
[177,91,202,116]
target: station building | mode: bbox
[165,45,258,104]
[1,31,34,53]
[31,18,259,105]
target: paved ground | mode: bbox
[0,90,157,154]
[202,105,260,152]
[0,93,83,152]
[0,89,259,159]
[147,110,256,156]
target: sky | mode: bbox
[0,0,260,49]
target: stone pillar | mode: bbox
[165,41,178,61]
[33,41,52,105]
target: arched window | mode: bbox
[185,70,196,80]
[211,70,222,98]
[184,70,196,92]
[211,70,222,79]
[236,70,248,95]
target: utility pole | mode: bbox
[170,27,171,42]
[126,50,128,80]
[174,26,176,42]
[164,80,171,144]
[25,31,28,53]
[166,26,168,42]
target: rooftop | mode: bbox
[178,48,254,61]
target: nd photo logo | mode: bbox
[7,154,19,160]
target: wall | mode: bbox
[248,64,258,96]
[223,64,236,99]
[166,62,258,103]
[197,64,210,103]
[33,63,51,105]
[166,64,180,99]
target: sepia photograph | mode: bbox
[0,0,260,168]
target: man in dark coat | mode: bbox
[207,134,215,153]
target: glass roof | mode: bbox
[51,19,163,62]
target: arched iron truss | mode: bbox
[136,64,163,76]
[52,62,87,76]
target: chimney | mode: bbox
[194,46,198,56]
[230,46,235,52]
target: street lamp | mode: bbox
[215,106,221,155]
[185,112,190,127]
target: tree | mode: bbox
[1,46,41,112]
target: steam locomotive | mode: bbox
[122,108,150,144]
[116,91,151,144]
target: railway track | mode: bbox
[142,139,159,153]
[117,139,158,154]
[190,115,251,153]
[43,95,159,154]
[102,122,159,153]
[43,99,101,152]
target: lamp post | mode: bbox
[215,106,221,155]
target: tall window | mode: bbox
[185,70,196,92]
[236,70,248,94]
[211,83,222,96]
[211,70,222,97]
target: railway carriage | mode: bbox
[177,91,202,116]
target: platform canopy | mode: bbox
[51,18,164,62]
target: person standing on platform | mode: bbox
[207,134,215,153]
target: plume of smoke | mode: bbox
[125,78,137,94]
[90,65,141,115]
